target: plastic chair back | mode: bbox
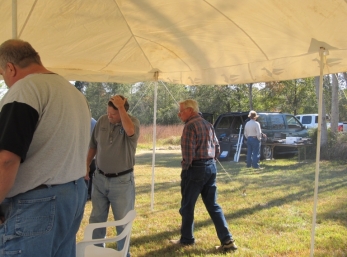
[76,210,136,257]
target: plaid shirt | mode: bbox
[181,114,220,170]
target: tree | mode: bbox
[0,81,8,100]
[129,81,189,125]
[74,81,86,92]
[331,74,339,134]
[83,82,133,120]
[314,76,328,146]
[248,83,254,110]
[259,79,315,114]
[340,73,347,122]
[73,75,339,128]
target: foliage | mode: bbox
[80,81,133,120]
[339,89,347,121]
[187,84,251,114]
[259,78,317,114]
[0,81,8,100]
[307,128,347,161]
[74,74,347,125]
[74,81,86,92]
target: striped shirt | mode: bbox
[181,114,220,170]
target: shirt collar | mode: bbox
[185,113,200,124]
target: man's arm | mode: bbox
[117,105,135,136]
[213,131,220,159]
[0,150,21,202]
[85,148,97,180]
[110,96,135,136]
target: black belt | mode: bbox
[98,168,133,178]
[249,136,257,138]
[192,158,214,165]
[29,184,59,192]
[25,181,77,193]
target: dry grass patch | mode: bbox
[137,125,183,150]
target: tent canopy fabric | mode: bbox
[1,0,347,84]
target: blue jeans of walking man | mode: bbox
[179,159,233,245]
[246,137,261,168]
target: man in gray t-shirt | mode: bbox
[0,39,90,257]
[86,95,140,256]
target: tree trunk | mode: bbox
[331,74,339,134]
[248,83,253,110]
[343,72,347,82]
[314,76,328,146]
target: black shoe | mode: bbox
[169,239,195,246]
[220,240,238,251]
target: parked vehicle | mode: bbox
[214,112,308,160]
[295,114,330,129]
[296,113,343,131]
[200,112,214,124]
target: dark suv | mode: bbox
[213,112,308,159]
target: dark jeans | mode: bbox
[85,159,96,197]
[179,160,233,245]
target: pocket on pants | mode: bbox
[188,166,205,183]
[15,195,56,237]
[117,173,133,184]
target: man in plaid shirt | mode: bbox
[169,99,237,252]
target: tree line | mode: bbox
[75,73,347,127]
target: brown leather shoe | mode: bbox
[220,240,238,251]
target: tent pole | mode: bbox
[12,0,17,39]
[310,47,327,257]
[150,72,159,211]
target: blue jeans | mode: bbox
[246,137,261,168]
[89,170,135,256]
[0,178,87,257]
[179,160,233,245]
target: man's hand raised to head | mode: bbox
[110,95,126,110]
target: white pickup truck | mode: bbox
[296,114,343,131]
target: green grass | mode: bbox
[77,151,347,257]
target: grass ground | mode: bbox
[77,150,347,257]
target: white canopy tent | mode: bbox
[1,1,347,256]
[1,0,346,84]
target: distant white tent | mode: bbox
[1,1,347,256]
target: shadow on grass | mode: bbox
[134,244,235,257]
[130,181,347,256]
[131,149,347,256]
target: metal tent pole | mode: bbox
[310,47,328,257]
[150,72,159,211]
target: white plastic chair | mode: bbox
[76,210,136,257]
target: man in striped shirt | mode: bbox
[169,99,237,252]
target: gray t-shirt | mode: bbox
[0,73,91,197]
[90,114,140,174]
